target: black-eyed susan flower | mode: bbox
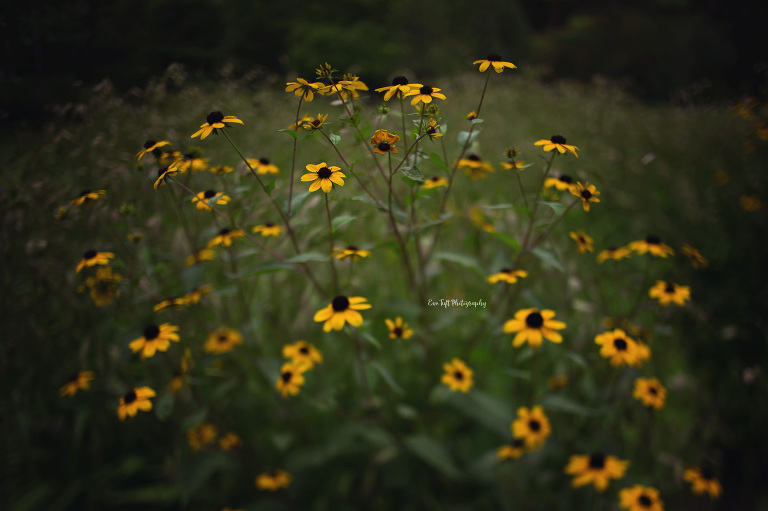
[219,432,242,450]
[405,85,446,106]
[276,362,307,397]
[136,140,170,161]
[59,371,95,397]
[209,164,234,175]
[441,358,474,393]
[631,340,652,368]
[469,206,496,233]
[497,439,526,460]
[386,317,413,339]
[285,78,325,101]
[301,113,328,130]
[565,453,629,492]
[512,406,551,450]
[534,135,579,157]
[544,174,576,191]
[649,280,691,306]
[208,228,244,248]
[256,470,291,491]
[313,295,371,332]
[619,485,664,511]
[627,235,674,257]
[740,194,763,211]
[333,245,371,260]
[204,327,243,354]
[76,249,114,273]
[191,190,231,211]
[595,329,639,367]
[187,423,218,450]
[301,162,346,193]
[69,189,106,207]
[282,340,323,369]
[570,231,594,253]
[487,268,528,284]
[186,248,216,266]
[252,223,283,237]
[176,153,209,173]
[182,285,211,305]
[322,76,369,100]
[247,158,280,175]
[117,386,155,421]
[458,154,494,180]
[570,182,601,211]
[159,149,183,167]
[422,176,449,190]
[79,266,122,306]
[683,466,722,499]
[465,110,478,120]
[633,377,666,410]
[375,76,422,101]
[169,349,192,393]
[130,323,180,360]
[597,246,632,263]
[370,129,400,155]
[504,308,566,349]
[501,160,526,171]
[425,118,443,139]
[548,375,569,390]
[473,53,517,73]
[153,296,187,313]
[191,111,244,140]
[154,164,179,190]
[682,244,708,269]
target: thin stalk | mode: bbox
[324,194,339,295]
[287,97,304,218]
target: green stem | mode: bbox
[287,97,303,218]
[325,194,339,295]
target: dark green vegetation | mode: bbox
[1,66,767,511]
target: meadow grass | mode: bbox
[1,63,765,511]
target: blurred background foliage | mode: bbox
[1,0,765,127]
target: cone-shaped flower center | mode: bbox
[525,312,544,328]
[79,189,91,196]
[332,296,350,311]
[581,189,592,199]
[219,228,231,235]
[158,167,168,177]
[589,453,606,469]
[265,222,274,227]
[453,370,464,380]
[218,334,228,343]
[648,385,658,395]
[551,135,567,144]
[299,346,309,355]
[124,390,137,403]
[259,158,270,164]
[664,283,676,293]
[701,466,715,480]
[559,175,573,183]
[392,76,408,86]
[317,167,333,179]
[500,268,512,273]
[83,249,97,260]
[394,327,403,337]
[467,154,480,161]
[144,325,160,340]
[347,245,358,251]
[613,338,628,351]
[207,111,224,124]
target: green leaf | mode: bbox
[342,194,385,212]
[434,251,484,277]
[399,165,425,182]
[360,331,381,349]
[531,247,565,272]
[405,435,462,479]
[539,200,566,215]
[288,252,328,263]
[331,215,357,231]
[505,368,531,380]
[370,361,404,394]
[458,129,481,146]
[263,177,276,197]
[427,152,450,173]
[490,232,521,251]
[328,129,341,145]
[413,211,454,233]
[278,128,300,140]
[565,351,588,368]
[471,118,484,125]
[154,394,174,421]
[241,260,295,277]
[285,191,312,218]
[447,390,514,437]
[339,113,361,127]
[541,394,598,416]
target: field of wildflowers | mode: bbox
[2,57,767,511]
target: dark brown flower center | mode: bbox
[664,283,676,294]
[299,346,310,355]
[332,296,350,311]
[68,372,80,383]
[317,167,333,179]
[648,385,658,395]
[500,268,512,273]
[207,111,224,124]
[79,189,91,197]
[157,166,168,177]
[218,334,228,343]
[311,119,322,127]
[700,465,715,480]
[394,327,403,337]
[264,222,274,227]
[347,245,358,251]
[607,245,618,251]
[467,154,480,161]
[123,390,137,404]
[377,142,391,152]
[259,158,270,164]
[453,370,464,380]
[525,312,544,328]
[144,140,156,149]
[588,453,606,469]
[143,325,160,340]
[83,249,97,260]
[638,495,652,507]
[204,190,216,199]
[487,53,502,61]
[559,175,573,183]
[281,371,292,383]
[429,177,440,182]
[392,76,408,86]
[646,235,660,245]
[511,438,525,448]
[219,228,231,235]
[420,86,433,95]
[581,189,592,199]
[551,135,567,144]
[613,338,628,351]
[528,419,541,432]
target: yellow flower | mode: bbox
[207,228,244,248]
[633,377,666,410]
[285,78,325,101]
[740,193,763,211]
[473,53,517,73]
[252,223,283,237]
[59,371,95,397]
[512,406,551,450]
[191,111,244,140]
[117,387,155,421]
[570,182,601,211]
[191,190,231,211]
[385,317,413,339]
[188,423,218,450]
[301,162,346,193]
[153,160,183,190]
[504,308,566,349]
[153,297,188,313]
[76,249,114,273]
[458,154,494,180]
[186,248,216,266]
[275,362,307,397]
[69,189,106,207]
[283,340,323,370]
[425,119,443,139]
[301,113,328,130]
[570,231,594,253]
[219,432,242,450]
[619,485,664,511]
[79,266,122,307]
[544,174,576,191]
[565,453,629,492]
[375,76,422,101]
[168,349,192,393]
[333,245,371,260]
[247,158,280,175]
[681,244,708,269]
[441,358,474,393]
[256,470,291,491]
[597,246,632,263]
[422,176,449,190]
[648,280,691,306]
[204,327,244,354]
[486,268,528,284]
[404,85,446,106]
[683,466,722,499]
[534,135,579,157]
[313,296,371,332]
[627,235,674,257]
[136,140,170,161]
[370,129,400,155]
[209,165,234,175]
[500,160,526,171]
[129,323,181,360]
[594,329,639,367]
[497,439,526,460]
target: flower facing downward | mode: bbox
[204,327,243,354]
[186,248,216,266]
[535,135,579,157]
[283,340,323,370]
[405,85,446,106]
[69,189,106,207]
[633,377,666,410]
[422,176,449,190]
[649,281,691,306]
[117,387,155,421]
[565,453,629,492]
[594,329,639,367]
[458,154,494,180]
[247,158,280,175]
[76,249,114,273]
[79,266,122,307]
[682,244,709,269]
[192,190,231,211]
[487,268,528,284]
[570,231,594,253]
[136,140,171,161]
[129,323,181,360]
[386,317,413,339]
[285,78,325,101]
[333,245,371,260]
[683,466,722,499]
[544,174,576,191]
[252,223,283,237]
[191,111,244,140]
[59,371,95,397]
[512,406,551,450]
[497,438,526,460]
[619,485,664,511]
[473,53,517,73]
[597,246,632,263]
[503,308,566,349]
[275,362,307,397]
[370,129,400,155]
[314,295,371,332]
[425,119,443,139]
[301,162,346,193]
[628,235,674,257]
[375,75,423,101]
[570,182,601,211]
[256,470,292,491]
[441,358,474,393]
